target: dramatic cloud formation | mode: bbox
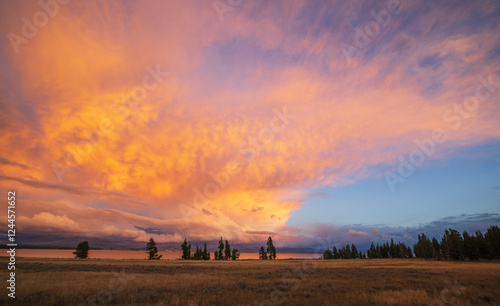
[0,0,499,249]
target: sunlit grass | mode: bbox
[1,258,499,305]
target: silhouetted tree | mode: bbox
[224,240,231,260]
[231,248,240,260]
[323,248,333,259]
[259,246,268,259]
[485,225,500,259]
[431,237,441,259]
[267,236,277,259]
[146,238,162,260]
[406,246,413,258]
[333,246,339,259]
[203,243,210,260]
[352,244,359,259]
[181,238,191,260]
[441,229,464,260]
[73,241,90,259]
[216,237,224,260]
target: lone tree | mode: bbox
[146,238,162,260]
[267,236,277,259]
[73,241,90,259]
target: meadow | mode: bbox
[1,257,499,305]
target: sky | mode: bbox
[0,0,499,252]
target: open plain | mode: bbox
[1,257,499,305]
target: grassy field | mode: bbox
[1,257,499,305]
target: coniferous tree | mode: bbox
[368,243,376,258]
[462,231,474,261]
[432,237,441,259]
[181,238,191,260]
[344,244,351,259]
[224,240,231,260]
[73,241,90,259]
[231,248,240,260]
[441,229,464,260]
[217,237,224,260]
[214,249,219,260]
[406,246,413,258]
[485,225,500,259]
[351,244,358,259]
[259,246,268,259]
[267,236,277,259]
[203,243,210,260]
[146,238,162,260]
[323,248,333,259]
[333,246,339,259]
[390,239,397,258]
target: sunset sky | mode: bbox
[1,0,499,251]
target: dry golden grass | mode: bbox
[1,257,499,305]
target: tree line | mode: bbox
[413,225,500,260]
[180,237,240,260]
[323,243,366,259]
[72,236,277,260]
[179,236,277,260]
[367,239,413,258]
[73,225,500,261]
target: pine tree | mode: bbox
[333,246,339,259]
[146,238,162,260]
[203,243,210,260]
[390,239,397,258]
[224,240,231,260]
[485,225,500,259]
[73,241,90,259]
[181,238,191,260]
[266,236,277,259]
[217,237,224,260]
[351,244,358,259]
[214,249,219,260]
[323,248,333,259]
[406,246,413,258]
[231,248,240,260]
[344,244,351,259]
[432,237,441,259]
[259,246,268,259]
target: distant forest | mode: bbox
[323,225,500,261]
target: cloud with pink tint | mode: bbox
[348,229,370,238]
